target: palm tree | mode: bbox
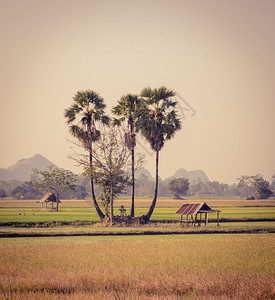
[112,94,141,217]
[64,90,109,221]
[137,86,181,222]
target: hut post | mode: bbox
[217,211,220,226]
[204,213,207,226]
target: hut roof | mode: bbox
[175,202,220,215]
[39,193,60,203]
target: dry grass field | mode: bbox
[0,234,274,299]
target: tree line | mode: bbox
[0,172,273,201]
[0,177,88,200]
[124,174,274,199]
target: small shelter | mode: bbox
[175,202,220,226]
[38,193,60,210]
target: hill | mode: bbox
[0,154,56,181]
[172,168,209,182]
[135,167,154,181]
[0,154,209,184]
[136,167,209,183]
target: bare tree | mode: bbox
[70,125,131,223]
[92,126,131,223]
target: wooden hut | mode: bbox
[38,193,60,210]
[175,203,220,226]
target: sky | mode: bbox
[0,0,274,184]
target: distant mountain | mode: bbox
[135,167,209,182]
[172,168,209,182]
[135,167,209,183]
[135,167,154,181]
[0,154,56,181]
[0,154,209,184]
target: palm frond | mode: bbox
[69,125,87,141]
[101,115,110,125]
[140,86,153,99]
[64,103,82,124]
[156,86,175,100]
[112,117,124,127]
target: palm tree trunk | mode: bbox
[89,144,105,221]
[130,148,135,217]
[144,150,159,221]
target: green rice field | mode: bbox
[0,198,274,224]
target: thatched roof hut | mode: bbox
[38,193,60,209]
[175,202,220,226]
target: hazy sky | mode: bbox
[0,0,274,184]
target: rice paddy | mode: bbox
[0,234,274,299]
[0,199,274,224]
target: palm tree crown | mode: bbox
[64,90,110,146]
[137,86,181,152]
[112,94,140,122]
[112,94,141,150]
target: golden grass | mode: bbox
[0,234,274,299]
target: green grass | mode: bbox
[148,206,275,221]
[0,207,97,223]
[0,206,274,224]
